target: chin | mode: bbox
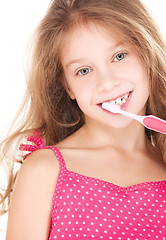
[108,118,135,130]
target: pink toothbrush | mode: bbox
[102,102,166,134]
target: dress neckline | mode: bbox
[66,169,166,192]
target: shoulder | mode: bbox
[6,148,60,239]
[19,148,60,187]
[22,148,60,175]
[16,148,61,202]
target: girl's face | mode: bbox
[61,24,149,129]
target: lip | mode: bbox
[98,90,133,114]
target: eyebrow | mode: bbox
[65,42,124,68]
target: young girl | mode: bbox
[1,0,166,239]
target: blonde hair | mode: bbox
[1,0,166,215]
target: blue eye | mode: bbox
[114,52,127,62]
[77,68,91,76]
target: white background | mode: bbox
[0,0,166,238]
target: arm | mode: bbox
[6,149,60,240]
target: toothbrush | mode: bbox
[102,102,166,134]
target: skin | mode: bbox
[59,23,166,184]
[6,23,166,239]
[62,24,150,131]
[6,149,60,240]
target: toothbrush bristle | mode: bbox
[102,102,120,113]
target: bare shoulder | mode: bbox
[6,148,60,240]
[17,148,60,192]
[22,148,60,175]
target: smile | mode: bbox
[107,92,130,107]
[102,92,131,107]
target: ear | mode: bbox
[68,89,75,100]
[63,77,76,99]
[65,85,75,100]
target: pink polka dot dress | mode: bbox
[20,132,166,239]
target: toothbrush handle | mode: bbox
[143,115,166,134]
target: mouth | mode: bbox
[98,91,133,111]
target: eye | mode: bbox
[76,67,91,76]
[113,52,127,62]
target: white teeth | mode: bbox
[108,93,129,106]
[115,98,122,105]
[109,100,116,104]
[124,93,129,100]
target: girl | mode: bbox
[1,0,166,239]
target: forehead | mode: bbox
[61,24,127,59]
[60,23,130,64]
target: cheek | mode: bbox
[72,84,92,112]
[129,58,149,91]
[137,66,150,96]
[68,78,92,100]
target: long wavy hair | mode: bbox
[0,0,166,215]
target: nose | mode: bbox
[96,69,120,93]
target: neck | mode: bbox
[81,119,148,152]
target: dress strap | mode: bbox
[19,131,67,172]
[47,146,67,172]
